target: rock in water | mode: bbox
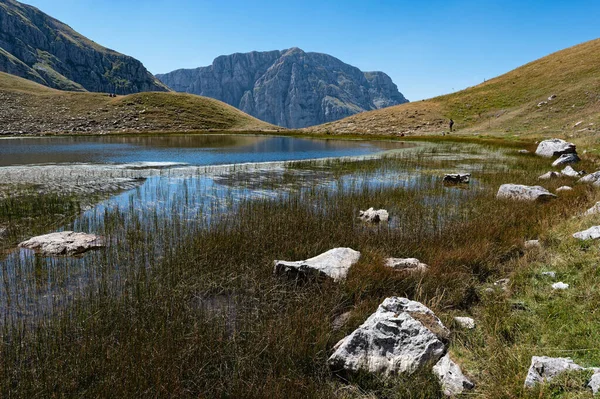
[552,153,580,167]
[156,48,408,128]
[535,139,577,158]
[385,258,429,272]
[443,173,471,184]
[432,354,475,396]
[273,248,361,282]
[328,297,448,375]
[359,208,389,223]
[496,184,557,201]
[572,226,600,240]
[19,231,104,256]
[524,356,583,387]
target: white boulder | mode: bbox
[552,282,569,290]
[454,317,476,330]
[19,231,104,256]
[359,208,389,223]
[496,184,557,201]
[573,226,600,240]
[273,248,361,282]
[385,258,429,272]
[535,139,577,158]
[579,171,600,186]
[552,153,580,167]
[524,356,584,387]
[433,354,475,396]
[328,297,449,375]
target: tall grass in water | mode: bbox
[0,144,595,398]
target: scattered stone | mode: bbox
[542,271,556,279]
[359,208,389,223]
[548,94,557,101]
[574,121,583,128]
[583,202,600,216]
[454,317,476,330]
[18,231,104,256]
[0,227,6,240]
[573,226,600,240]
[273,248,361,282]
[443,173,471,184]
[552,282,569,290]
[518,149,530,154]
[552,153,580,167]
[524,356,583,387]
[385,258,429,272]
[561,165,584,177]
[556,186,573,192]
[496,184,557,201]
[332,311,352,331]
[579,171,600,186]
[589,370,600,395]
[535,139,577,158]
[433,354,475,396]
[328,297,449,375]
[538,171,559,180]
[537,101,548,107]
[525,240,541,249]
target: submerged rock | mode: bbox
[385,257,429,272]
[328,297,449,375]
[454,317,476,330]
[535,139,577,158]
[573,226,600,240]
[552,153,580,167]
[433,354,475,396]
[359,208,389,223]
[524,356,584,387]
[19,231,104,256]
[496,184,557,201]
[273,248,361,282]
[538,171,559,180]
[443,173,471,184]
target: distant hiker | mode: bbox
[449,119,455,132]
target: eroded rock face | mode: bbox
[328,297,448,375]
[535,139,577,158]
[552,153,580,167]
[385,258,429,272]
[443,173,471,184]
[157,48,408,128]
[433,354,475,396]
[524,356,583,387]
[359,208,389,223]
[496,184,557,201]
[0,0,168,94]
[19,231,104,256]
[273,248,361,282]
[573,226,600,240]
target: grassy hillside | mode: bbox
[0,72,277,134]
[309,38,600,141]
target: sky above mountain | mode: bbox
[18,0,600,101]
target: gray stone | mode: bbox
[359,208,389,223]
[552,153,580,167]
[328,297,449,375]
[561,165,584,177]
[541,271,556,279]
[539,171,559,180]
[443,173,471,184]
[433,354,475,396]
[454,317,476,330]
[524,356,583,387]
[385,258,429,272]
[518,149,530,154]
[525,240,541,249]
[589,370,600,395]
[19,231,104,256]
[556,186,573,192]
[573,226,600,240]
[496,184,557,201]
[584,202,600,216]
[273,248,361,282]
[579,171,600,186]
[552,282,569,290]
[535,139,577,158]
[332,312,352,331]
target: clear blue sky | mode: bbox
[21,0,600,100]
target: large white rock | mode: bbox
[328,297,449,375]
[589,370,600,395]
[584,202,600,216]
[524,356,584,387]
[359,208,389,223]
[578,171,600,186]
[535,139,577,158]
[552,153,580,167]
[496,184,557,201]
[573,226,600,240]
[273,248,361,282]
[433,354,475,396]
[385,257,429,272]
[19,231,104,256]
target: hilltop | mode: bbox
[309,38,600,140]
[0,72,276,134]
[157,48,408,128]
[0,0,168,94]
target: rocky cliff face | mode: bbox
[0,0,168,94]
[157,48,408,128]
